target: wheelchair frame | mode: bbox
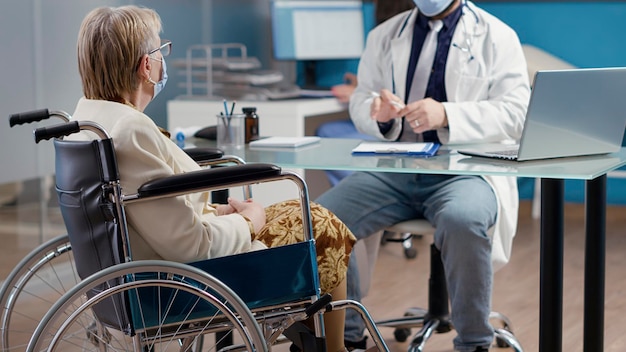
[33,117,324,352]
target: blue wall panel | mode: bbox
[480,2,626,68]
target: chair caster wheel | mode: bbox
[496,336,508,348]
[495,327,513,348]
[404,247,418,259]
[493,325,522,350]
[393,328,411,342]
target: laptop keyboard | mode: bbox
[484,149,519,160]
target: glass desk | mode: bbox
[198,138,626,352]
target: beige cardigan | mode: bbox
[68,98,267,263]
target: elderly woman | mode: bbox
[70,5,355,352]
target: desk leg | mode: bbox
[539,178,564,352]
[584,175,606,352]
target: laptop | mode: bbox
[457,67,626,161]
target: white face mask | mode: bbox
[413,0,454,17]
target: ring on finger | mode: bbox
[413,120,420,127]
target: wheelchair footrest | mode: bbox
[284,322,326,352]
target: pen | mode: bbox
[370,91,405,109]
[222,99,229,116]
[222,100,233,142]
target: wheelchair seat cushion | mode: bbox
[256,200,356,294]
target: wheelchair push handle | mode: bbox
[10,109,50,127]
[34,121,80,143]
[9,109,71,127]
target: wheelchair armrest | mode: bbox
[183,147,223,163]
[137,163,281,197]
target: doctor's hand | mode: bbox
[399,98,448,133]
[227,197,266,234]
[370,89,405,123]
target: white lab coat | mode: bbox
[349,2,531,270]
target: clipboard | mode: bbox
[351,141,440,157]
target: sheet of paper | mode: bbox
[249,136,321,148]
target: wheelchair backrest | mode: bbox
[54,137,133,331]
[54,138,124,278]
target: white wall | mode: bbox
[0,0,120,184]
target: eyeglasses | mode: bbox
[148,40,172,57]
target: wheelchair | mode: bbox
[4,109,388,352]
[1,109,242,351]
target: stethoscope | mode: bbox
[392,0,480,95]
[451,0,480,62]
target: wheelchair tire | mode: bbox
[0,235,79,352]
[26,260,268,352]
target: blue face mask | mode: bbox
[413,0,454,17]
[151,58,168,99]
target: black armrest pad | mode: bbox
[184,147,223,162]
[138,163,281,197]
[194,125,217,140]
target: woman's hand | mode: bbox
[227,197,266,234]
[215,204,235,215]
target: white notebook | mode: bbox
[249,136,321,148]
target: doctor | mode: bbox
[315,0,530,351]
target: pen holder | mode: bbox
[217,114,245,149]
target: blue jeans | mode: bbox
[315,172,497,351]
[315,120,376,186]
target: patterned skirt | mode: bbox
[255,200,356,294]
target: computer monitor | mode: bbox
[270,0,366,61]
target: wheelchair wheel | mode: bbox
[27,260,268,352]
[0,235,79,351]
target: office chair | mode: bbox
[379,222,424,259]
[374,219,523,352]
